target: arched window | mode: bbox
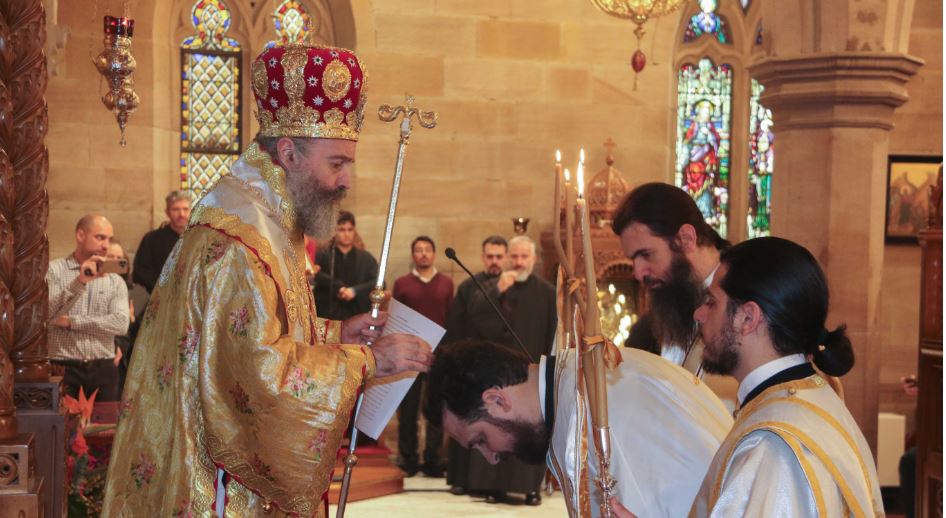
[180,0,242,194]
[267,0,313,48]
[675,58,733,236]
[674,0,772,239]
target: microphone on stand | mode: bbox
[444,247,535,363]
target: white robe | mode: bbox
[690,374,884,517]
[547,347,733,517]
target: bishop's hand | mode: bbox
[371,333,432,377]
[341,311,387,344]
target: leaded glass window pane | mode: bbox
[747,79,773,238]
[182,0,241,50]
[267,0,312,48]
[181,152,237,192]
[181,53,240,152]
[683,0,732,44]
[675,58,733,237]
[181,0,242,195]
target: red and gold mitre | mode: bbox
[251,45,367,141]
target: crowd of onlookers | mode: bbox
[49,189,552,506]
[47,191,192,402]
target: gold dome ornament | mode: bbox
[93,16,140,147]
[589,0,688,90]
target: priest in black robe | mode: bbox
[442,235,556,505]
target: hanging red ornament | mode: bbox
[631,49,647,73]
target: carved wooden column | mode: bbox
[4,0,50,383]
[916,168,942,518]
[0,91,15,442]
[0,1,56,516]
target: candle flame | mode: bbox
[580,148,585,164]
[556,149,561,162]
[576,162,585,198]
[564,168,571,182]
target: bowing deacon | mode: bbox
[690,236,883,517]
[424,340,733,517]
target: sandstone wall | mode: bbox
[42,1,941,432]
[878,0,942,432]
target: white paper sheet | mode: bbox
[353,299,446,439]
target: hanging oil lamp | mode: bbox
[93,15,139,147]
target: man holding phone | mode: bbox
[47,214,129,401]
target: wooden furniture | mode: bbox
[916,166,943,518]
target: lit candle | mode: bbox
[576,161,599,328]
[576,160,610,435]
[553,150,572,277]
[554,150,563,232]
[564,168,575,273]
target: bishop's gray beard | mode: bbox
[285,169,347,239]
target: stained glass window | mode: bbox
[683,0,731,44]
[267,0,312,48]
[675,58,733,237]
[182,0,241,50]
[755,21,763,45]
[747,79,773,238]
[180,0,242,194]
[740,0,751,11]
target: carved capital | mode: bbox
[748,52,924,130]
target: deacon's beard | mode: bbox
[701,318,740,376]
[285,167,347,239]
[647,251,703,347]
[481,415,550,465]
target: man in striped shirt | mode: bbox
[47,214,129,401]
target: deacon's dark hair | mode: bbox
[719,236,855,376]
[481,235,508,251]
[611,182,729,250]
[337,210,356,226]
[423,340,530,428]
[411,235,436,252]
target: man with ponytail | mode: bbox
[689,236,883,517]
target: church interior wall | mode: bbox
[878,0,941,434]
[41,0,940,439]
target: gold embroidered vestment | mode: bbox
[102,145,375,518]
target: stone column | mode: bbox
[750,52,922,451]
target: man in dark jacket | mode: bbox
[443,234,556,506]
[133,190,191,293]
[314,210,378,320]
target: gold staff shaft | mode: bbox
[336,96,436,518]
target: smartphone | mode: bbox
[99,258,130,275]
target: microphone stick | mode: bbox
[444,247,535,363]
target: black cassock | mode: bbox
[442,271,557,495]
